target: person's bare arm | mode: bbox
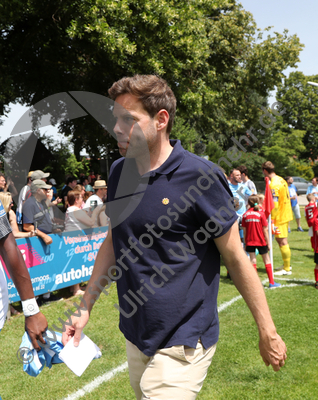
[62,223,116,346]
[0,233,47,349]
[9,211,36,239]
[214,222,287,371]
[23,223,52,245]
[72,207,100,227]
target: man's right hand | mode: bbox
[25,312,48,350]
[62,309,90,347]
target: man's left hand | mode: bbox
[259,332,287,371]
[25,312,48,350]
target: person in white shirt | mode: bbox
[237,165,257,196]
[306,177,318,203]
[84,180,107,210]
[65,190,101,296]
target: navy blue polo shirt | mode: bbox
[107,140,237,356]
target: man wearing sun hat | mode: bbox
[84,180,107,210]
[22,180,53,245]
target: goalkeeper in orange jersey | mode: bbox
[262,161,293,275]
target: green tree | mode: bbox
[170,116,199,152]
[261,118,306,177]
[40,134,90,185]
[276,71,318,159]
[0,0,304,157]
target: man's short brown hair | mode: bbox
[108,75,177,134]
[262,161,275,174]
[237,165,248,176]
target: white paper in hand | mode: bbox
[58,333,101,376]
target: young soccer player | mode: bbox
[242,194,281,288]
[304,193,318,288]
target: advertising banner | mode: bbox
[4,227,108,303]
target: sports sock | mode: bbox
[280,244,291,271]
[265,264,274,285]
[253,263,257,270]
[315,268,318,282]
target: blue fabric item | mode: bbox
[288,183,298,208]
[19,331,64,377]
[228,182,252,216]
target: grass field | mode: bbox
[0,215,317,400]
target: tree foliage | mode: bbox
[0,0,304,158]
[276,71,318,160]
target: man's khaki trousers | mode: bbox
[126,339,217,400]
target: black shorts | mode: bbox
[246,245,268,255]
[314,252,318,264]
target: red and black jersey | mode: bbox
[305,202,318,227]
[242,208,268,247]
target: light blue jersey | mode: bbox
[228,182,252,217]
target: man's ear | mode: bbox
[156,109,169,132]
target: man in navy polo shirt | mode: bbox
[63,75,287,399]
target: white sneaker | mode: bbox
[274,265,292,271]
[274,269,292,276]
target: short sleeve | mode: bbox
[193,165,237,238]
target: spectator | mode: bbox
[237,165,257,195]
[286,176,304,232]
[16,171,33,230]
[0,192,37,239]
[80,176,89,187]
[228,168,252,238]
[0,192,37,315]
[61,176,78,210]
[22,180,53,246]
[306,177,318,203]
[0,174,6,192]
[88,171,96,185]
[74,184,85,198]
[83,185,93,203]
[23,170,50,202]
[85,180,107,209]
[49,178,58,201]
[65,190,101,296]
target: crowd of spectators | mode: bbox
[0,169,109,313]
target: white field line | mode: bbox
[61,362,128,400]
[62,278,314,400]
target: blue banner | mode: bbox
[4,227,108,303]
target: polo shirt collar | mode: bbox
[124,140,185,179]
[148,140,185,177]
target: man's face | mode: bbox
[230,170,241,184]
[113,94,156,159]
[0,176,6,189]
[288,177,293,185]
[312,178,317,186]
[99,188,107,200]
[38,188,48,200]
[70,180,77,189]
